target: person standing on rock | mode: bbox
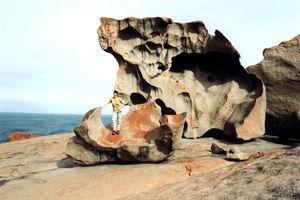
[101,90,125,134]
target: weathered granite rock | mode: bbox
[247,34,300,139]
[7,132,40,142]
[98,17,266,140]
[66,102,187,165]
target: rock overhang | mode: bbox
[97,17,266,140]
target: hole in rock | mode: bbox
[182,121,188,136]
[130,93,147,104]
[155,99,176,115]
[207,76,215,82]
[150,31,160,38]
[202,128,229,139]
[163,43,174,50]
[145,42,161,51]
[158,63,166,71]
[203,128,245,144]
[152,17,169,33]
[118,26,142,40]
[186,22,205,33]
[170,52,243,79]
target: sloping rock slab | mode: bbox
[66,102,187,165]
[0,133,294,200]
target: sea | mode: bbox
[0,112,112,144]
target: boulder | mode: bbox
[247,34,300,139]
[210,143,263,161]
[66,102,187,165]
[98,17,266,140]
[210,142,229,154]
[7,132,40,142]
[226,146,251,161]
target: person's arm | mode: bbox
[120,97,126,105]
[101,98,111,108]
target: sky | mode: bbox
[0,0,299,115]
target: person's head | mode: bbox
[113,90,118,97]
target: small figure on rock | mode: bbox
[101,90,125,135]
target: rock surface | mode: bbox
[247,34,300,139]
[0,133,298,200]
[98,17,266,140]
[66,102,187,165]
[121,145,300,200]
[7,132,40,142]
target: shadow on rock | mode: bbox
[57,157,79,168]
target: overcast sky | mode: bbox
[0,0,299,114]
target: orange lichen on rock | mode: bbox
[105,132,123,143]
[7,132,40,142]
[121,102,161,139]
[66,102,187,165]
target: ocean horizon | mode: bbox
[0,112,112,143]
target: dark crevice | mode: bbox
[158,63,167,71]
[149,31,160,38]
[248,74,263,97]
[130,93,147,105]
[118,26,142,40]
[202,128,245,144]
[207,76,215,82]
[155,99,176,115]
[124,64,152,94]
[182,122,188,137]
[145,125,173,155]
[202,128,228,139]
[170,52,258,94]
[170,52,243,77]
[265,114,300,139]
[151,17,169,34]
[137,44,152,54]
[145,42,162,51]
[163,43,175,50]
[154,125,173,155]
[186,22,205,34]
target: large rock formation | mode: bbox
[98,17,266,140]
[247,34,300,139]
[66,102,186,165]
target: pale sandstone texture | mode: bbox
[98,17,266,140]
[66,102,187,165]
[247,34,300,139]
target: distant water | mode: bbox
[0,112,112,144]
